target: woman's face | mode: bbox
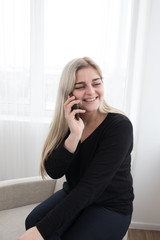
[72,66,104,113]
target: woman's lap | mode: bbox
[25,189,131,240]
[61,205,131,240]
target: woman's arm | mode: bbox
[45,95,85,179]
[44,140,76,179]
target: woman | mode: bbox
[18,57,134,240]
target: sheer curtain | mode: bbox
[0,0,136,180]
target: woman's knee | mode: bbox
[25,212,34,230]
[25,205,41,230]
[25,190,67,230]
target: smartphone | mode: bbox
[69,93,80,120]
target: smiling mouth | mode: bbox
[83,96,98,102]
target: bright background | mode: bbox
[0,0,160,231]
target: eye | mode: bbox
[74,86,85,90]
[93,82,101,87]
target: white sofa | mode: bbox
[0,176,128,240]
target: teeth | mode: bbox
[85,97,96,102]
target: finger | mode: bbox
[64,102,81,118]
[71,109,86,116]
[65,99,80,109]
[75,109,86,113]
[64,95,75,106]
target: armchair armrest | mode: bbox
[0,176,56,210]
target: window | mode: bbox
[0,0,30,116]
[0,0,133,118]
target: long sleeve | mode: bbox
[37,117,133,239]
[44,138,80,179]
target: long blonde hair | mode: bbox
[40,57,124,178]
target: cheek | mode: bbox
[72,90,82,100]
[98,87,104,98]
[101,90,104,98]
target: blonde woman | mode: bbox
[19,57,134,240]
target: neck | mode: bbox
[80,110,102,126]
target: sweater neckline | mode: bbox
[80,113,111,144]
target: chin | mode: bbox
[84,106,100,112]
[81,100,101,112]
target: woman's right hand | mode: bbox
[64,95,86,152]
[64,95,86,137]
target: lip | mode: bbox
[83,96,98,103]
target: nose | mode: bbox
[85,84,95,95]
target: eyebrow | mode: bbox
[74,77,101,85]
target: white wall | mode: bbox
[131,0,160,230]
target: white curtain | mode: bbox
[0,0,142,180]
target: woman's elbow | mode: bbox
[46,169,65,179]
